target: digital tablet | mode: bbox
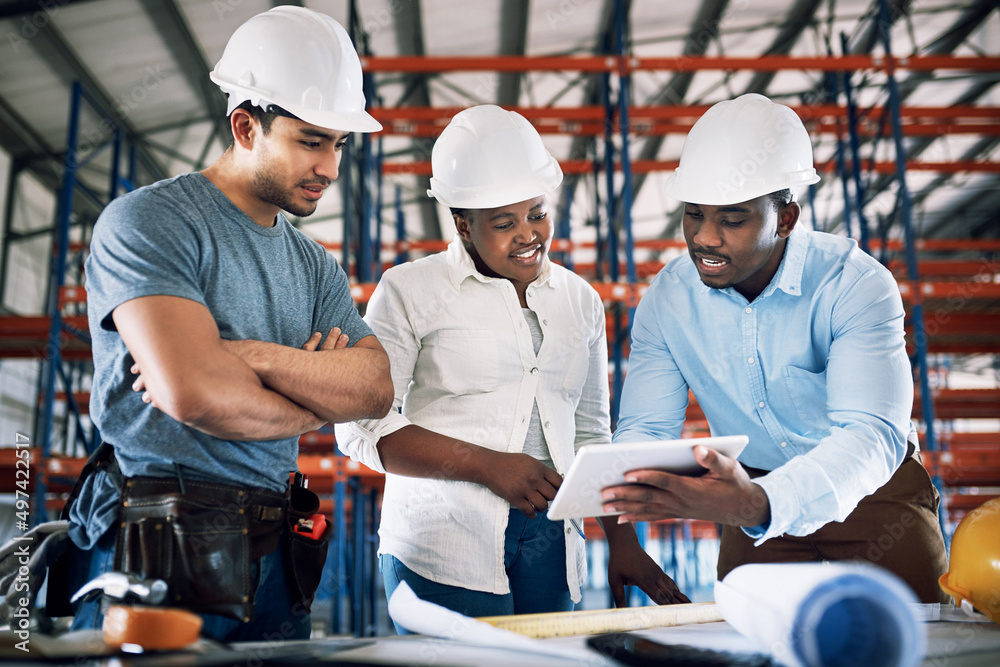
[547,435,749,521]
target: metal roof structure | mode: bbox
[0,0,996,278]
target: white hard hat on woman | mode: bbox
[427,105,562,209]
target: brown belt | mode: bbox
[120,476,288,561]
[115,476,291,620]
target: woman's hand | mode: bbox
[480,451,563,518]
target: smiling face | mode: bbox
[248,115,348,219]
[454,196,552,302]
[682,194,799,302]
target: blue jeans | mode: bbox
[68,523,311,642]
[381,508,573,634]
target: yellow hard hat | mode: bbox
[939,496,1000,624]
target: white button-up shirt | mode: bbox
[335,239,611,602]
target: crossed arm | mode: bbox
[114,294,393,441]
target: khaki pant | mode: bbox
[717,456,950,603]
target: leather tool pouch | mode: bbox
[114,477,285,622]
[285,483,332,613]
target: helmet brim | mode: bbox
[427,155,563,209]
[282,102,382,133]
[211,77,383,134]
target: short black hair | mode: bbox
[767,189,793,211]
[226,101,282,148]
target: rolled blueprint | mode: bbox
[715,562,924,667]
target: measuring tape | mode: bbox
[103,605,203,650]
[477,602,723,638]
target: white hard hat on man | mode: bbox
[664,93,820,205]
[210,5,381,133]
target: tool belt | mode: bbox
[115,476,287,622]
[114,475,333,621]
[54,443,332,622]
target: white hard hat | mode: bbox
[210,6,381,133]
[664,93,819,205]
[427,105,563,209]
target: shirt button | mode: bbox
[745,307,752,314]
[543,319,548,325]
[531,367,539,374]
[544,421,551,428]
[780,442,787,448]
[758,401,765,408]
[748,357,755,364]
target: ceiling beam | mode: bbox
[0,92,56,164]
[742,0,825,95]
[389,0,439,240]
[497,0,531,106]
[822,3,998,237]
[917,135,1000,238]
[927,187,1000,240]
[26,17,168,181]
[0,0,99,20]
[567,1,619,154]
[0,92,104,219]
[136,0,229,155]
[845,0,913,55]
[627,0,729,239]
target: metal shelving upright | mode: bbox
[28,81,141,522]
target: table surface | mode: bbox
[7,617,999,666]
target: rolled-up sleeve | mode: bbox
[334,277,417,473]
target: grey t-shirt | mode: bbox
[74,172,371,545]
[520,308,553,470]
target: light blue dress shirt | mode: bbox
[613,225,913,543]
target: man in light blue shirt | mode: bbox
[602,94,948,603]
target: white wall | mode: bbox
[0,148,56,457]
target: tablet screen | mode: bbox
[547,435,749,521]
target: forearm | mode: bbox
[375,424,493,483]
[599,516,642,549]
[228,336,393,423]
[158,352,325,440]
[377,424,562,517]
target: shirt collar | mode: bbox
[696,224,808,301]
[768,223,807,298]
[445,237,557,291]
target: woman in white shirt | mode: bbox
[336,105,686,628]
